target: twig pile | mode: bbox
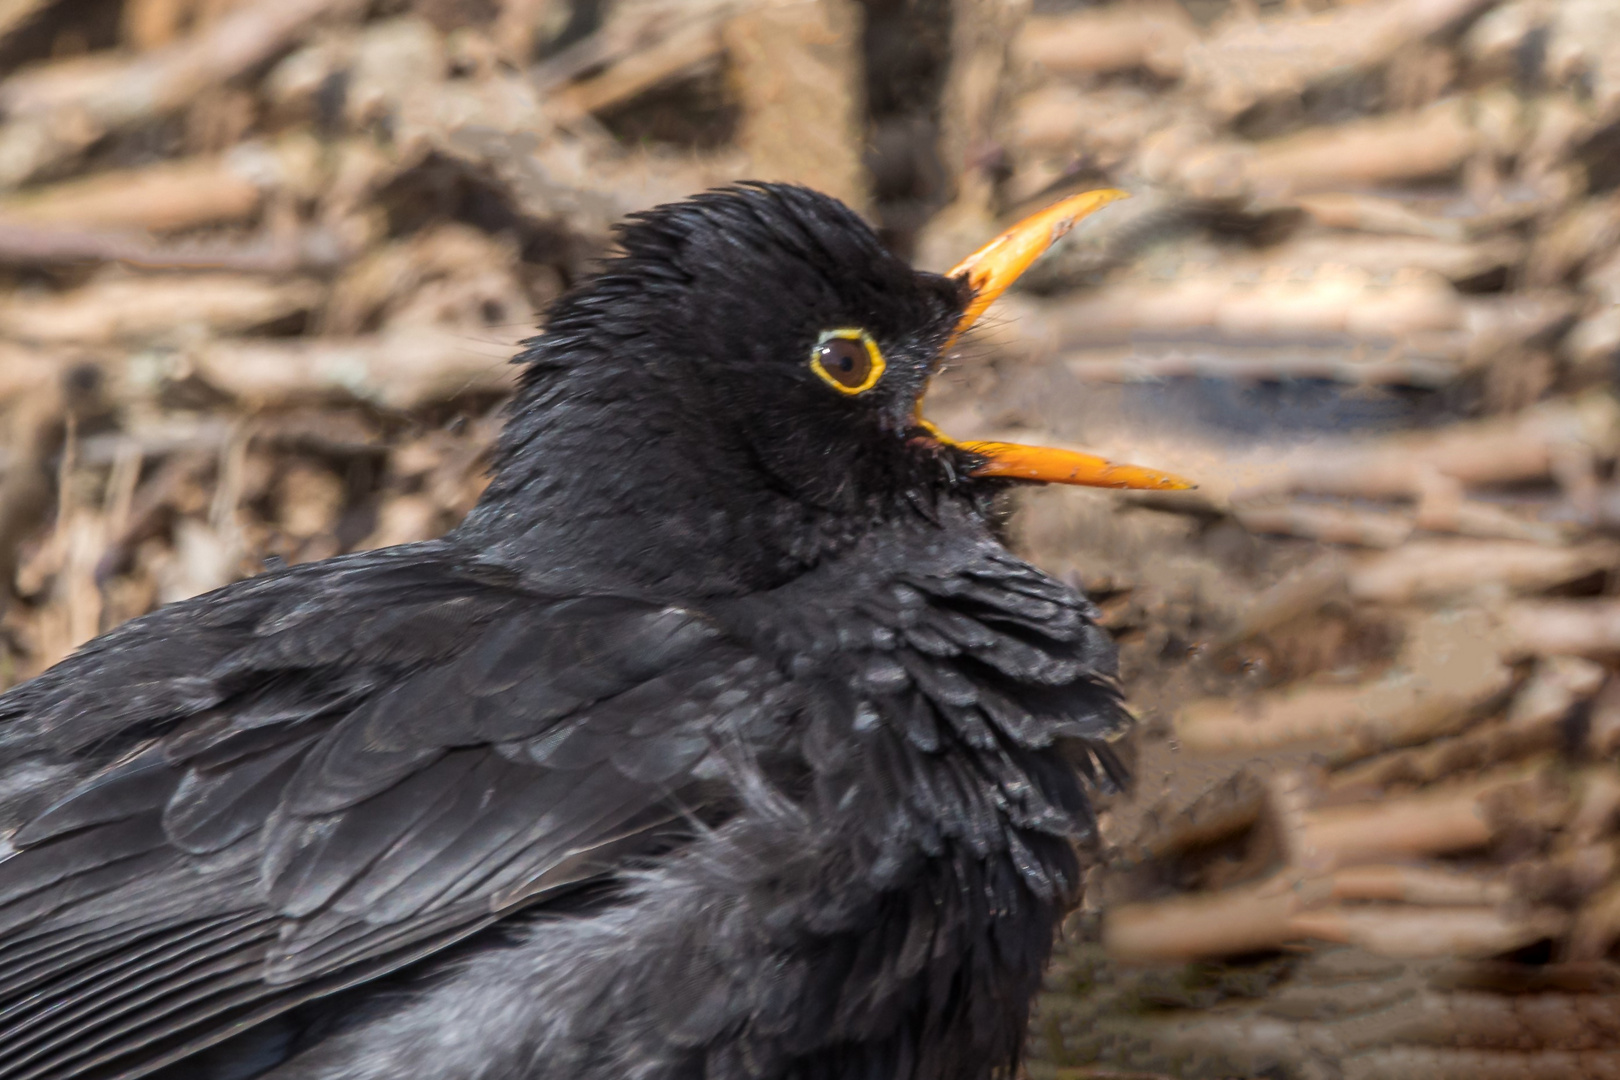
[963,0,1620,1074]
[0,0,875,678]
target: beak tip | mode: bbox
[931,190,1194,495]
[943,188,1132,346]
[951,440,1196,492]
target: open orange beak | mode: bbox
[925,190,1195,492]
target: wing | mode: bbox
[0,543,790,1080]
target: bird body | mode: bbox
[0,185,1167,1080]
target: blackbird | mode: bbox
[0,183,1188,1080]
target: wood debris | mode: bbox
[908,0,1620,1070]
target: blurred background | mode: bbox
[3,0,1620,1074]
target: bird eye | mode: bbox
[810,329,885,395]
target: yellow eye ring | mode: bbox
[809,329,886,395]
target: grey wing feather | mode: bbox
[0,546,785,1080]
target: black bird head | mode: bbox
[461,183,1188,595]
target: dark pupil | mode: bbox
[820,340,871,387]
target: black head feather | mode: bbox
[459,184,976,596]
